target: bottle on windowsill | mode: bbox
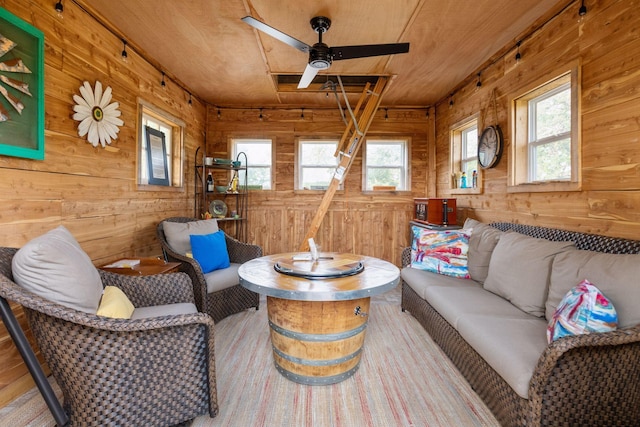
[206,172,214,193]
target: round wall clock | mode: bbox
[478,125,504,169]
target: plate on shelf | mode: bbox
[210,200,227,218]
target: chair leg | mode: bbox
[0,296,69,427]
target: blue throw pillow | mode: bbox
[189,231,230,273]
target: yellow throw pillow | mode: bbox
[97,286,135,319]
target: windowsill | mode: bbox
[362,190,412,195]
[507,180,581,193]
[450,187,482,195]
[137,184,185,192]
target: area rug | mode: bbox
[1,292,499,427]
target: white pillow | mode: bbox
[162,219,219,255]
[12,226,103,313]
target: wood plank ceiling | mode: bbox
[80,0,567,108]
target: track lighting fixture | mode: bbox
[54,0,63,16]
[515,41,522,62]
[259,108,263,121]
[121,40,128,62]
[384,108,389,121]
[476,72,482,88]
[301,107,305,119]
[449,94,454,109]
[188,93,192,106]
[217,108,221,119]
[161,72,166,88]
[579,0,587,16]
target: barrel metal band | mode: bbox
[272,345,362,367]
[268,320,367,342]
[274,361,361,385]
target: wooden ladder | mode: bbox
[299,76,389,251]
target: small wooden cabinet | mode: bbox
[413,198,457,226]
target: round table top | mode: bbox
[238,252,400,301]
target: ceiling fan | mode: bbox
[241,15,410,89]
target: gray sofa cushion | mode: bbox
[424,285,529,329]
[466,222,503,283]
[12,226,103,314]
[131,302,198,319]
[204,262,241,293]
[548,249,640,328]
[162,219,219,255]
[401,267,472,300]
[457,314,548,399]
[484,232,574,317]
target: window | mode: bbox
[231,138,273,190]
[510,66,580,192]
[363,139,410,191]
[450,115,480,192]
[528,83,571,181]
[297,139,339,190]
[138,100,184,188]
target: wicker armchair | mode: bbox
[157,217,261,323]
[0,247,218,426]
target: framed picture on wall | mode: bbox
[145,126,170,186]
[0,8,45,160]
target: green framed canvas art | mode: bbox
[0,7,44,160]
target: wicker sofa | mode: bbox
[401,221,640,427]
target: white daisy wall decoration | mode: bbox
[72,81,123,147]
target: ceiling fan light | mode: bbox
[310,59,331,70]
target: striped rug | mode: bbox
[1,289,499,427]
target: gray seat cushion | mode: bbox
[457,314,548,399]
[204,262,241,293]
[424,285,529,329]
[131,302,198,319]
[401,267,473,300]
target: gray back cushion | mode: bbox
[162,219,219,255]
[483,232,574,317]
[466,222,503,283]
[12,226,103,313]
[549,249,640,328]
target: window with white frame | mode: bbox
[510,67,580,192]
[231,138,273,190]
[449,116,479,191]
[363,139,409,191]
[138,101,184,187]
[461,125,478,179]
[297,139,339,190]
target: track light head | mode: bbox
[54,0,63,14]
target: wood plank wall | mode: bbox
[434,0,640,240]
[206,107,430,264]
[0,0,206,406]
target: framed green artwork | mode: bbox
[0,7,45,160]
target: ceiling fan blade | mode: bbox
[241,16,310,53]
[332,43,410,60]
[298,64,320,89]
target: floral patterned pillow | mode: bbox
[547,279,618,343]
[410,226,471,279]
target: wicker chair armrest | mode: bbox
[1,273,214,332]
[401,246,411,267]
[528,325,640,424]
[160,243,208,312]
[225,234,263,263]
[99,270,194,307]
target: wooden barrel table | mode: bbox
[238,252,400,385]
